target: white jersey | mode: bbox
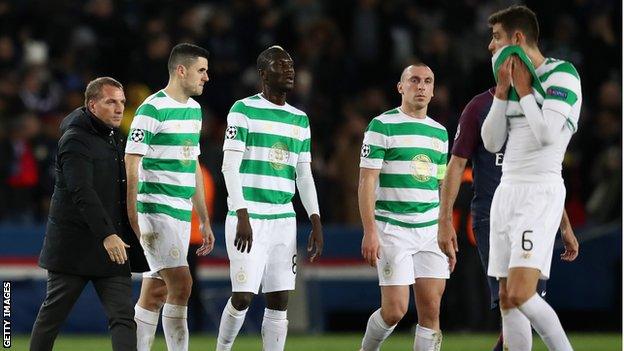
[502,58,582,183]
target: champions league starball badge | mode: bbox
[130,128,145,142]
[225,125,238,139]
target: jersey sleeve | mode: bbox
[542,62,582,125]
[359,118,387,169]
[437,130,449,181]
[451,95,483,159]
[125,103,161,155]
[299,122,312,163]
[223,101,249,152]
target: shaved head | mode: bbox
[400,63,433,82]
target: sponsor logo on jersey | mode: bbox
[411,154,434,182]
[181,139,194,166]
[454,124,461,140]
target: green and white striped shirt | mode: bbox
[223,94,311,219]
[360,108,448,228]
[125,90,202,222]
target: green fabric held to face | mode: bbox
[491,45,545,100]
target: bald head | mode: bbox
[400,63,433,82]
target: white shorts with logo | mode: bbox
[488,181,566,280]
[376,220,450,286]
[225,216,297,294]
[138,213,191,279]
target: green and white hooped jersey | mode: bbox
[223,93,311,219]
[360,108,448,228]
[125,90,202,222]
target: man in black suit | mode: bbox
[30,77,149,351]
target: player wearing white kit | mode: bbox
[216,46,323,351]
[125,43,216,351]
[481,6,581,351]
[359,63,449,351]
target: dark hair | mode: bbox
[84,77,123,106]
[488,5,539,45]
[167,43,210,74]
[257,45,288,72]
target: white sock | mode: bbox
[261,308,288,351]
[216,298,248,351]
[413,324,442,351]
[135,305,160,351]
[501,307,532,351]
[361,309,396,351]
[518,294,573,351]
[162,303,188,351]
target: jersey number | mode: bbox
[291,254,297,274]
[522,230,533,251]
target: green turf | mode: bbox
[11,333,621,350]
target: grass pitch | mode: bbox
[12,333,621,350]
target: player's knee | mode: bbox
[168,277,193,300]
[265,292,289,311]
[507,291,531,307]
[419,298,441,318]
[231,292,253,311]
[381,303,408,325]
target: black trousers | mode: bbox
[30,271,136,351]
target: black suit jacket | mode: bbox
[39,107,148,276]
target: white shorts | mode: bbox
[225,216,297,294]
[138,213,191,279]
[376,220,450,286]
[488,182,566,280]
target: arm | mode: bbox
[482,56,513,153]
[437,156,468,272]
[296,162,323,262]
[125,153,142,239]
[192,163,215,256]
[221,149,252,253]
[61,138,128,264]
[512,56,577,146]
[559,209,579,262]
[358,167,381,267]
[481,98,509,152]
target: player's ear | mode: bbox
[397,81,403,95]
[177,64,186,78]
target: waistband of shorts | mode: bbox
[227,211,296,220]
[500,174,564,185]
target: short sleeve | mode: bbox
[223,101,249,152]
[452,94,486,159]
[125,103,161,155]
[542,62,581,121]
[359,118,387,169]
[298,123,312,163]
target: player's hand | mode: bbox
[361,229,380,267]
[437,219,458,272]
[234,209,253,253]
[495,56,513,99]
[560,226,579,262]
[307,214,324,262]
[510,55,533,97]
[196,221,215,256]
[103,234,130,265]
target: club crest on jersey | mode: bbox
[130,128,145,143]
[236,269,247,283]
[383,263,393,278]
[361,144,371,157]
[411,154,434,182]
[269,142,289,170]
[225,125,238,139]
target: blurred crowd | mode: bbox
[0,0,620,226]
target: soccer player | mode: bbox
[359,63,448,351]
[125,43,216,351]
[437,85,579,350]
[216,45,323,351]
[480,5,581,351]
